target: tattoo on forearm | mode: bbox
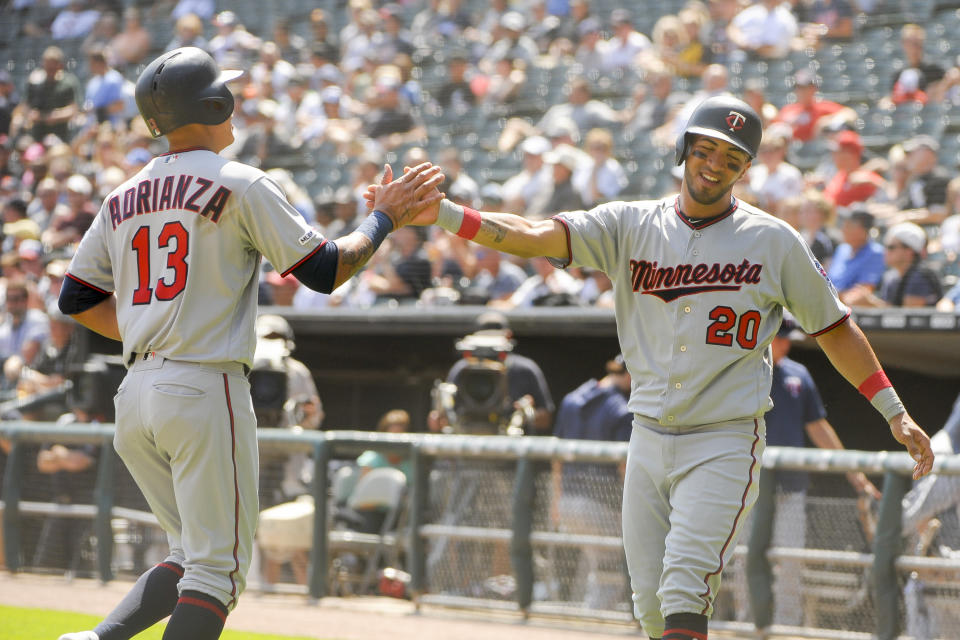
[480,219,508,243]
[338,237,375,278]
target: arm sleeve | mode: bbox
[58,275,111,315]
[780,237,849,335]
[551,203,622,273]
[290,240,339,294]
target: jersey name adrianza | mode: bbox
[107,174,233,229]
[630,258,763,302]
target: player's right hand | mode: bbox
[367,163,445,228]
[888,412,934,479]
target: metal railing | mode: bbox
[2,422,959,638]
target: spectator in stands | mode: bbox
[23,46,82,144]
[892,135,951,226]
[827,209,886,304]
[598,8,651,72]
[50,0,101,41]
[822,130,886,210]
[439,148,480,209]
[252,41,298,99]
[496,255,583,310]
[433,50,475,112]
[378,4,416,64]
[111,7,153,70]
[557,0,598,45]
[746,313,880,632]
[307,8,339,62]
[466,246,528,304]
[172,0,214,21]
[80,11,118,58]
[937,280,960,311]
[797,0,855,46]
[571,17,605,78]
[0,279,49,369]
[275,73,324,147]
[704,0,741,66]
[17,305,84,396]
[362,76,426,150]
[427,311,555,435]
[655,63,732,147]
[844,222,943,308]
[41,173,96,251]
[357,409,413,480]
[747,127,804,217]
[624,64,690,137]
[208,10,261,68]
[25,177,65,231]
[550,353,632,609]
[798,189,840,266]
[2,198,40,255]
[271,17,309,65]
[727,0,798,60]
[741,77,779,128]
[364,226,433,304]
[573,128,628,207]
[544,144,586,214]
[536,78,622,143]
[478,55,527,107]
[480,11,539,73]
[0,72,20,138]
[644,13,705,79]
[772,68,857,143]
[502,135,554,219]
[881,24,946,109]
[83,47,126,128]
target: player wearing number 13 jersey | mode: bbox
[56,48,442,640]
[400,96,935,640]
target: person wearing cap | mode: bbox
[893,135,952,226]
[482,11,540,70]
[16,302,85,397]
[545,143,587,213]
[747,127,803,217]
[597,8,651,72]
[2,198,39,252]
[822,130,886,209]
[827,209,887,303]
[727,0,798,60]
[550,354,633,608]
[208,10,261,67]
[427,311,555,435]
[771,68,857,142]
[744,313,880,631]
[0,279,49,369]
[842,222,943,308]
[23,46,82,143]
[438,148,480,209]
[624,64,690,137]
[362,73,426,150]
[502,135,554,218]
[538,78,623,142]
[274,72,325,145]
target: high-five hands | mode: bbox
[370,163,445,229]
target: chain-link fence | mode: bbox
[2,424,960,639]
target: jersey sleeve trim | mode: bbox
[65,272,112,295]
[280,239,326,277]
[808,309,851,337]
[547,215,573,269]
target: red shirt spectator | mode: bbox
[773,69,855,142]
[823,130,885,207]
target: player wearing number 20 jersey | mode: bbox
[66,149,321,370]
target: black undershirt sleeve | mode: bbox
[290,240,340,294]
[59,275,111,315]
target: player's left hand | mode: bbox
[369,163,445,228]
[888,412,934,479]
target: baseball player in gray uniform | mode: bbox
[378,96,935,640]
[56,47,442,640]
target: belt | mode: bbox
[128,351,249,376]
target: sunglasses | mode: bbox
[885,243,909,250]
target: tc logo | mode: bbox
[725,111,746,131]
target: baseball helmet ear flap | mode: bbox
[675,95,762,166]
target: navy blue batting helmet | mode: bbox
[675,95,763,166]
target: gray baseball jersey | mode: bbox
[553,196,849,426]
[66,149,323,369]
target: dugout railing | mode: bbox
[1,422,959,639]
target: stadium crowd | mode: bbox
[1,0,960,402]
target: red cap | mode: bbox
[830,130,863,154]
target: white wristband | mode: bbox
[436,199,464,233]
[870,386,905,422]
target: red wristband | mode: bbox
[857,370,892,400]
[457,206,482,240]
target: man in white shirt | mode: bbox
[728,0,799,60]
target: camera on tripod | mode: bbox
[432,331,528,435]
[250,338,289,429]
